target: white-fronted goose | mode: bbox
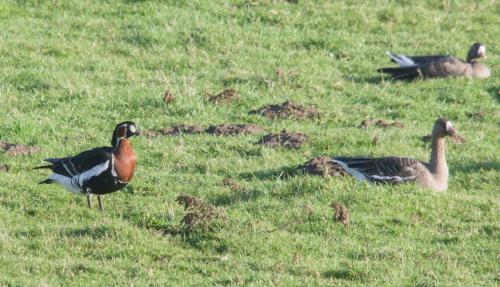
[333,118,457,192]
[35,121,139,210]
[378,43,490,80]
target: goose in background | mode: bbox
[378,43,490,80]
[35,121,139,210]
[333,118,457,192]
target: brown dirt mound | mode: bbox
[206,124,264,136]
[175,195,227,232]
[176,195,204,209]
[331,202,349,228]
[162,125,206,135]
[297,156,348,177]
[359,119,405,129]
[0,142,40,156]
[258,131,307,148]
[207,89,237,104]
[466,111,486,119]
[250,101,319,120]
[163,90,175,104]
[0,164,9,172]
[143,129,161,138]
[222,178,242,192]
[144,125,206,138]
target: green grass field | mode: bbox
[0,0,499,285]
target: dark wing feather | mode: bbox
[334,157,422,184]
[48,147,112,177]
[405,55,450,65]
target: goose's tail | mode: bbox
[386,51,416,67]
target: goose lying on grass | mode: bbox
[378,43,490,80]
[333,118,457,192]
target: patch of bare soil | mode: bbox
[162,125,206,136]
[222,178,243,192]
[450,135,466,144]
[0,142,40,156]
[144,125,206,138]
[163,90,175,104]
[297,156,348,177]
[258,130,307,148]
[143,129,161,138]
[207,89,238,104]
[175,195,227,232]
[250,101,319,120]
[465,111,487,119]
[359,119,405,129]
[206,124,264,136]
[331,202,349,228]
[0,164,9,172]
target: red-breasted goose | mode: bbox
[36,121,139,210]
[378,43,490,80]
[333,118,457,192]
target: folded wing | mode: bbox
[332,157,423,184]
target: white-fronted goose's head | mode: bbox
[433,118,457,137]
[467,43,486,62]
[111,121,140,147]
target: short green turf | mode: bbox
[0,0,498,286]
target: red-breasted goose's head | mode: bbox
[433,118,457,137]
[467,43,486,62]
[111,121,140,147]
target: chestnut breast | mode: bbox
[113,139,136,182]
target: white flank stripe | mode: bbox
[371,175,416,183]
[48,173,82,194]
[77,160,110,187]
[62,162,74,176]
[332,159,367,181]
[68,160,79,175]
[111,155,117,177]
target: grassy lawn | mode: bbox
[0,0,498,285]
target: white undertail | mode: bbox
[332,159,367,181]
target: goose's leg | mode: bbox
[86,195,91,209]
[97,196,103,211]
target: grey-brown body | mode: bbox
[333,118,456,192]
[378,43,490,80]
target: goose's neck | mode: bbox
[429,133,448,177]
[113,138,133,155]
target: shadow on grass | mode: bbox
[431,236,460,245]
[212,188,267,206]
[322,269,364,281]
[209,165,298,205]
[343,75,387,85]
[450,160,499,174]
[487,86,499,103]
[62,226,111,239]
[120,208,229,253]
[236,165,298,181]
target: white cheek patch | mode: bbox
[129,125,136,134]
[478,45,486,56]
[446,121,453,131]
